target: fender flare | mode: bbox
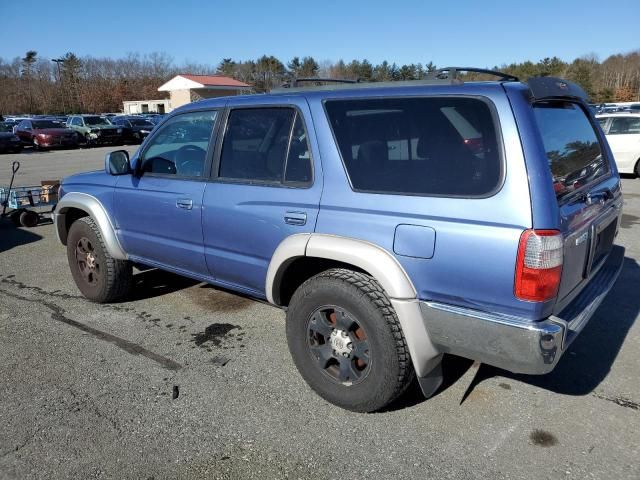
[266,233,440,377]
[54,192,127,260]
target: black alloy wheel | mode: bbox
[307,305,371,385]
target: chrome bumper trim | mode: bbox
[421,246,624,375]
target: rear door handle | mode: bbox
[176,198,193,210]
[284,211,307,226]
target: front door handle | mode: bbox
[176,198,193,210]
[284,211,307,226]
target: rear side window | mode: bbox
[533,102,607,201]
[219,108,312,185]
[324,97,501,196]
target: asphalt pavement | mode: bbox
[0,147,638,479]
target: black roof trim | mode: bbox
[427,67,519,82]
[526,76,589,102]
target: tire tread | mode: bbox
[293,268,414,408]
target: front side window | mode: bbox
[219,108,312,185]
[325,97,501,196]
[533,101,607,201]
[71,117,83,126]
[597,117,609,132]
[609,116,640,135]
[141,111,217,178]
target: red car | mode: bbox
[15,119,80,150]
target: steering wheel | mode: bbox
[176,144,206,176]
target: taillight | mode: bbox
[515,229,563,302]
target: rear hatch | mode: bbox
[533,100,622,312]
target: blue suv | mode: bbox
[54,68,624,412]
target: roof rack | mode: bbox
[270,67,520,93]
[282,77,361,88]
[427,67,519,82]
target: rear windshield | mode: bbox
[325,97,501,196]
[533,101,607,201]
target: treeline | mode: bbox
[1,50,639,114]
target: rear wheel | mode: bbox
[635,158,640,178]
[19,210,38,227]
[66,216,133,303]
[286,268,414,412]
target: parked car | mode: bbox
[14,119,80,150]
[596,113,640,176]
[110,116,155,144]
[66,115,123,146]
[145,114,167,126]
[54,71,624,412]
[0,122,23,153]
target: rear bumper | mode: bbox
[421,245,624,374]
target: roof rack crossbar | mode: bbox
[427,67,519,82]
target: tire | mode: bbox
[19,210,39,227]
[286,268,414,412]
[66,216,133,303]
[9,210,23,227]
[635,158,640,178]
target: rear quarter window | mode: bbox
[324,96,502,197]
[533,102,608,201]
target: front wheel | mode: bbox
[635,158,640,178]
[286,269,414,412]
[66,216,133,303]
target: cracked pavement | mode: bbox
[0,148,639,479]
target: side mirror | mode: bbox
[105,150,131,175]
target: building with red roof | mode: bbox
[157,74,252,111]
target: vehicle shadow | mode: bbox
[0,218,43,253]
[485,255,640,396]
[125,268,200,302]
[390,255,640,410]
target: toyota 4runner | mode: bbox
[53,68,625,412]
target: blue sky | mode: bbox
[1,0,638,67]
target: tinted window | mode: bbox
[609,116,640,134]
[130,119,154,127]
[285,113,312,183]
[84,116,111,126]
[71,117,83,126]
[534,101,607,201]
[141,111,217,178]
[325,97,501,196]
[32,120,59,129]
[219,108,296,183]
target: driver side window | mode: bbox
[141,110,218,178]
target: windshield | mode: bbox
[129,119,154,127]
[533,101,607,201]
[32,120,61,129]
[84,116,111,126]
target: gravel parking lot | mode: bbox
[0,147,639,480]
